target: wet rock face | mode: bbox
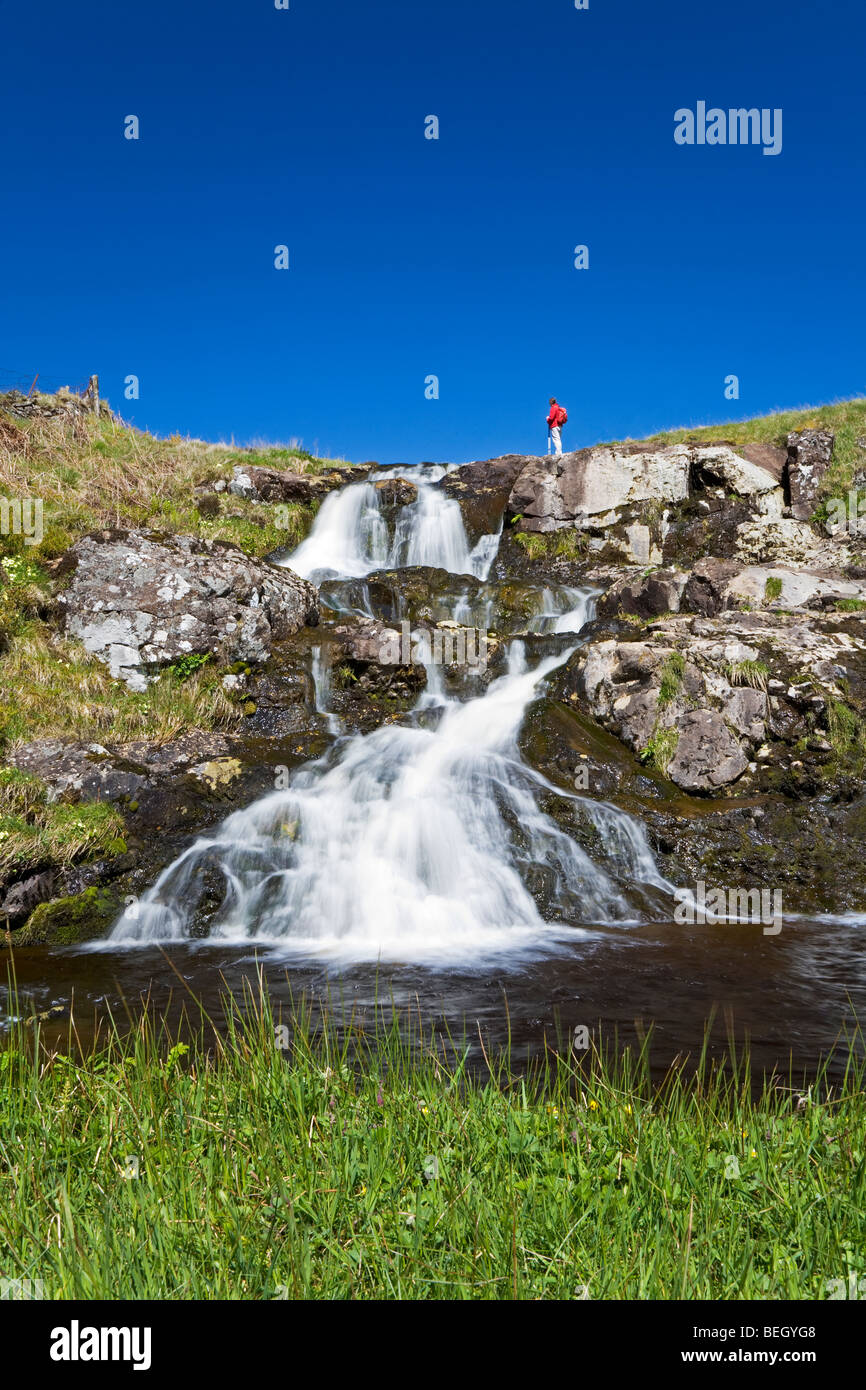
[295,617,430,731]
[57,530,319,690]
[786,430,835,520]
[323,567,484,628]
[441,455,531,544]
[373,478,418,512]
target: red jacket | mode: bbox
[547,404,566,428]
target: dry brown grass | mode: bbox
[0,404,347,561]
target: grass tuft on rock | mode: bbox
[513,529,587,561]
[0,768,126,880]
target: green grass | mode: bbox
[0,768,126,880]
[0,623,242,752]
[826,697,866,774]
[0,986,863,1300]
[639,726,679,773]
[765,576,783,601]
[0,403,346,566]
[724,659,769,693]
[0,398,339,763]
[657,651,685,708]
[333,664,359,689]
[835,598,866,613]
[513,529,587,561]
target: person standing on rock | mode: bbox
[547,397,567,457]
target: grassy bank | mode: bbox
[1,988,863,1300]
[0,399,349,565]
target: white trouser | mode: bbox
[551,426,562,456]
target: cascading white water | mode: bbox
[311,645,342,736]
[283,467,500,584]
[528,586,600,635]
[107,465,678,964]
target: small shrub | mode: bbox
[639,727,679,774]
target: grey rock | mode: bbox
[667,710,749,792]
[0,871,56,924]
[56,530,319,688]
[597,568,688,619]
[723,688,767,744]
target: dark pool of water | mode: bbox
[3,912,864,1085]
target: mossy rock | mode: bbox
[11,886,122,946]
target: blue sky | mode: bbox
[2,0,863,463]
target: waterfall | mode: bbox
[107,463,678,965]
[282,467,500,584]
[311,645,342,736]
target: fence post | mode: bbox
[87,374,100,418]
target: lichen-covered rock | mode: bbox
[786,429,834,520]
[6,732,257,833]
[734,516,848,567]
[57,530,319,689]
